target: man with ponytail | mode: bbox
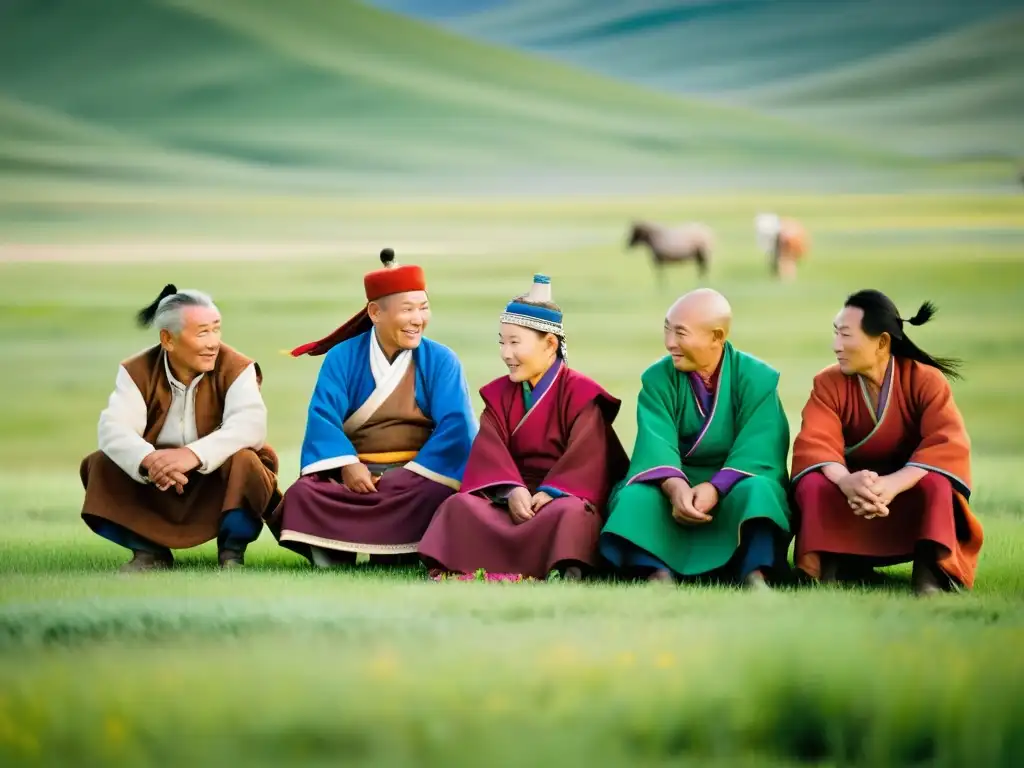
[267,249,476,567]
[791,289,983,595]
[80,285,281,571]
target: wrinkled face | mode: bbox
[161,306,222,376]
[499,323,557,384]
[833,305,884,376]
[663,306,722,373]
[370,290,430,352]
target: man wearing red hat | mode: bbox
[266,249,478,566]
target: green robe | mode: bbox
[600,342,792,576]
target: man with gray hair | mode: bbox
[79,284,282,571]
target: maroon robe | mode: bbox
[418,361,628,579]
[267,361,452,561]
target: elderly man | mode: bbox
[268,249,477,567]
[80,285,282,571]
[599,288,792,589]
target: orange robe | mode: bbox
[791,357,983,588]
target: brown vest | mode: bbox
[122,343,261,446]
[348,361,434,456]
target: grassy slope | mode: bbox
[743,14,1024,159]
[1,193,1024,765]
[377,0,1024,160]
[0,0,989,200]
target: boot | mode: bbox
[561,566,583,582]
[743,569,771,591]
[219,549,245,569]
[647,568,675,584]
[819,554,839,584]
[120,550,173,573]
[911,557,946,597]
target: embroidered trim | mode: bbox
[512,362,564,436]
[300,455,359,476]
[500,312,570,362]
[847,364,895,455]
[904,463,971,498]
[405,461,461,490]
[685,374,721,459]
[462,480,526,495]
[720,467,754,477]
[627,466,688,486]
[344,342,412,434]
[790,461,844,485]
[499,312,562,336]
[281,530,419,555]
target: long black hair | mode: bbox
[845,289,962,380]
[137,284,178,328]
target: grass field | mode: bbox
[3,0,1024,764]
[2,192,1024,766]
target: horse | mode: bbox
[627,221,715,288]
[755,213,808,281]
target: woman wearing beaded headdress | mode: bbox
[419,275,629,581]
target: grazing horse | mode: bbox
[627,221,714,287]
[755,213,808,281]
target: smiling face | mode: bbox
[499,323,558,384]
[663,301,724,373]
[369,290,430,354]
[833,305,888,376]
[161,305,222,379]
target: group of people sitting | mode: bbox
[79,249,983,595]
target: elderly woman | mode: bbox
[80,285,281,571]
[791,289,983,595]
[418,274,629,581]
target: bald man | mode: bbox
[599,289,793,588]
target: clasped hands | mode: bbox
[836,470,896,518]
[508,487,553,524]
[141,447,201,493]
[661,477,718,525]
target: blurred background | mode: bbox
[1,1,1023,765]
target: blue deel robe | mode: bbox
[299,331,478,489]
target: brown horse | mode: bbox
[627,221,714,287]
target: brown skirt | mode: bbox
[793,470,977,586]
[80,448,280,549]
[418,493,603,579]
[267,467,453,558]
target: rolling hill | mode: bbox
[0,0,1003,201]
[372,0,1024,161]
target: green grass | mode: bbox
[1,192,1024,765]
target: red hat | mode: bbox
[290,249,428,357]
[364,248,426,301]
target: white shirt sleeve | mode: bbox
[187,363,268,474]
[98,365,156,483]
